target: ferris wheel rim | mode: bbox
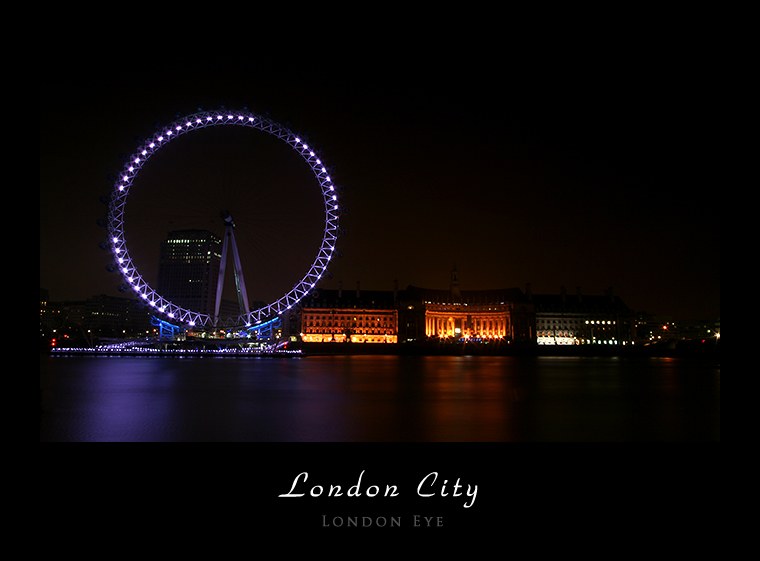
[106,108,340,329]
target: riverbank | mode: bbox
[44,338,720,360]
[301,338,721,360]
[48,347,303,357]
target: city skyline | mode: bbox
[40,33,719,322]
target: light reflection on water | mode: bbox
[39,354,719,442]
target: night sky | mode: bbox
[39,18,719,320]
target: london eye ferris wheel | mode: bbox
[100,107,343,330]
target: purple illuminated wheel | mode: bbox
[106,108,341,328]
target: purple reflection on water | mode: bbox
[40,355,719,442]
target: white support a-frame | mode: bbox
[214,212,250,325]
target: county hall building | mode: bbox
[292,267,635,346]
[294,268,535,344]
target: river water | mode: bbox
[39,354,719,442]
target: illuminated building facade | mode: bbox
[395,267,534,342]
[296,269,534,345]
[299,284,398,343]
[294,271,635,347]
[398,285,533,342]
[528,285,635,345]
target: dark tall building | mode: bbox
[157,230,222,317]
